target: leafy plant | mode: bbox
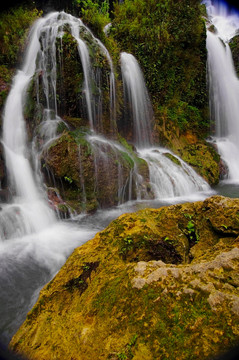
[74,0,110,38]
[0,6,42,67]
[119,235,134,258]
[117,334,138,359]
[112,0,209,133]
[117,353,127,360]
[185,218,199,244]
[64,175,73,184]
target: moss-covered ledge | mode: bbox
[10,195,239,360]
[156,113,220,185]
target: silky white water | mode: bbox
[138,148,209,198]
[120,51,210,196]
[0,13,99,343]
[2,15,55,233]
[205,0,239,181]
[120,52,153,148]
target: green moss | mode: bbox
[230,35,239,77]
[0,6,41,113]
[163,152,181,166]
[0,6,42,67]
[116,334,138,360]
[92,276,123,316]
[0,65,13,110]
[57,121,68,133]
[56,33,84,119]
[119,150,134,169]
[63,116,87,129]
[9,196,239,360]
[112,0,208,120]
[74,0,110,40]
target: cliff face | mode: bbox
[0,1,221,210]
[111,0,221,184]
[10,196,239,359]
[112,0,208,129]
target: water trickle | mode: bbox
[86,133,147,205]
[35,12,116,133]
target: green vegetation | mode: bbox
[112,0,208,132]
[163,152,181,166]
[117,334,138,360]
[0,6,41,67]
[10,196,239,360]
[73,0,110,39]
[64,175,73,184]
[160,101,208,132]
[0,5,41,112]
[229,35,239,76]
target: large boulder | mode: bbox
[41,131,149,213]
[10,196,239,360]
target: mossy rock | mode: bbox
[42,131,147,212]
[0,65,14,116]
[230,34,239,77]
[163,152,181,166]
[55,32,85,119]
[42,131,97,212]
[156,112,220,185]
[10,196,239,360]
[178,142,220,185]
[63,116,88,129]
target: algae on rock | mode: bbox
[41,130,150,213]
[10,196,239,360]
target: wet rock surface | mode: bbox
[10,196,239,359]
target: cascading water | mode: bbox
[137,147,209,198]
[2,15,56,234]
[86,134,148,204]
[35,11,116,134]
[0,13,97,343]
[120,52,210,198]
[205,0,239,181]
[120,52,153,147]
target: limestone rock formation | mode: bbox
[10,196,239,360]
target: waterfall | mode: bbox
[120,51,210,197]
[70,20,94,128]
[120,52,153,148]
[205,0,239,181]
[138,148,209,198]
[2,15,56,234]
[35,12,116,133]
[0,9,212,343]
[0,13,97,343]
[1,11,212,231]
